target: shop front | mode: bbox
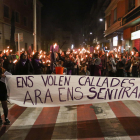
[131,30,140,51]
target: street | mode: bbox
[0,101,140,140]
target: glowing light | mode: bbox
[13,59,17,63]
[99,18,103,22]
[54,43,57,49]
[40,50,42,54]
[71,44,74,49]
[46,60,51,63]
[82,48,85,51]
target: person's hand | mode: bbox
[1,74,6,78]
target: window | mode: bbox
[24,0,27,5]
[5,39,10,48]
[108,14,111,27]
[114,8,117,22]
[128,0,135,11]
[4,5,9,18]
[24,17,27,26]
[15,12,19,23]
[31,21,33,29]
[25,43,27,51]
[31,0,33,9]
[113,36,118,46]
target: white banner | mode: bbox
[5,75,140,107]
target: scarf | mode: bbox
[21,59,27,66]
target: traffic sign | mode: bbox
[15,33,23,42]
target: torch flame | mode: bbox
[54,43,57,49]
[13,59,17,63]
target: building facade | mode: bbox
[0,0,42,52]
[54,28,73,51]
[105,0,140,51]
[82,0,111,50]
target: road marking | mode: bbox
[77,104,104,140]
[51,106,77,140]
[0,105,27,138]
[109,101,140,140]
[92,102,131,140]
[0,107,43,140]
[25,107,60,140]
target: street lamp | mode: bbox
[99,18,103,22]
[90,32,92,35]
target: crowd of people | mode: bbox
[0,46,140,125]
[0,47,140,77]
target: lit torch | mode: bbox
[13,59,17,63]
[40,50,42,54]
[54,43,57,49]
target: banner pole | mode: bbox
[18,33,20,57]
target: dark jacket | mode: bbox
[15,59,34,75]
[101,55,106,70]
[125,59,131,71]
[58,53,65,62]
[31,59,45,74]
[3,55,14,74]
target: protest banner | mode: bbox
[5,75,139,107]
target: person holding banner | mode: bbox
[0,60,10,125]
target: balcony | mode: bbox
[104,20,121,37]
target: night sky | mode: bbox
[40,0,95,45]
